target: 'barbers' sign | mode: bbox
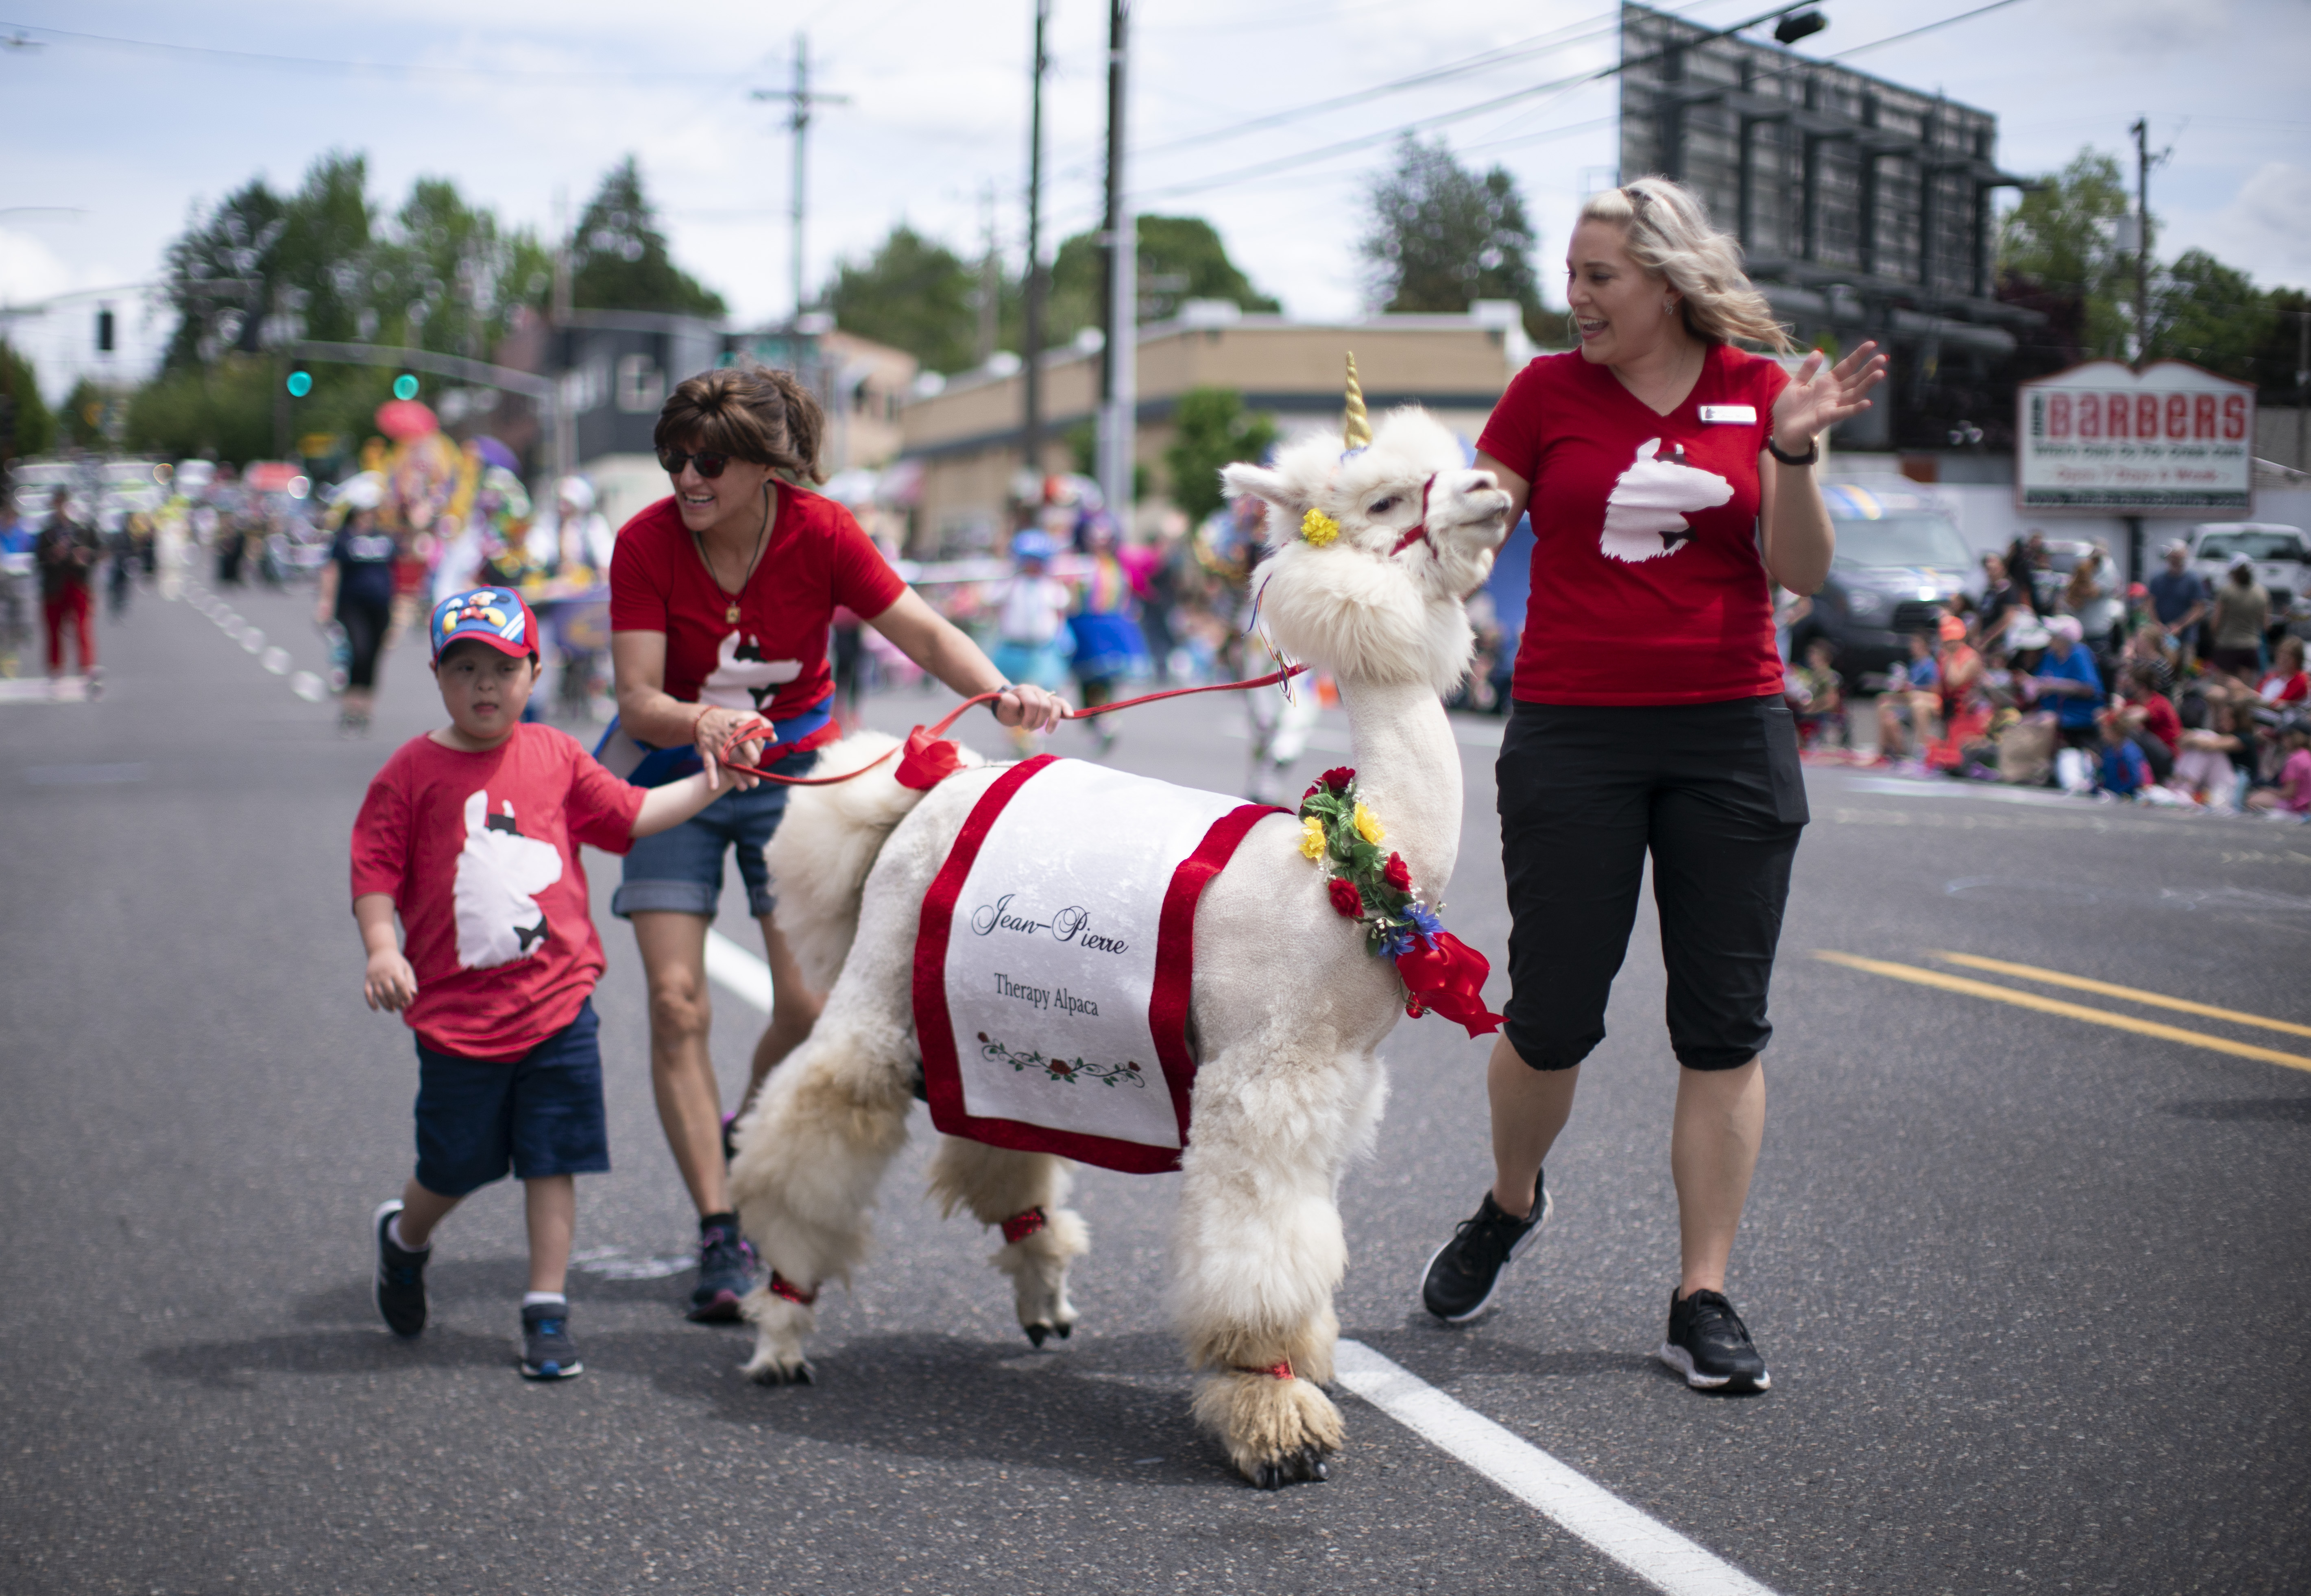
[2017,360,2255,513]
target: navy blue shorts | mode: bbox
[413,999,610,1198]
[610,746,819,920]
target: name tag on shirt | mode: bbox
[1698,405,1757,425]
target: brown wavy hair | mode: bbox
[1578,177,1792,352]
[654,365,827,484]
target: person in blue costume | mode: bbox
[1066,511,1147,752]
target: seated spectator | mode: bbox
[2173,701,2250,810]
[2063,546,2124,654]
[2096,711,2152,797]
[2115,662,2180,784]
[1976,551,2034,651]
[2030,615,2104,749]
[1875,629,1941,762]
[1923,616,1990,771]
[2121,621,2178,699]
[2256,634,2308,705]
[1786,636,1845,746]
[2246,717,2311,816]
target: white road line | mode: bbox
[1334,1341,1778,1596]
[696,932,1768,1591]
[704,928,774,1012]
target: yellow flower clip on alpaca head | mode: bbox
[1300,507,1341,547]
[1299,815,1327,860]
[1353,802,1384,845]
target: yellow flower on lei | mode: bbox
[1300,507,1341,547]
[1299,815,1327,860]
[1353,802,1384,844]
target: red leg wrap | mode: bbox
[1232,1359,1295,1381]
[767,1271,818,1306]
[1000,1206,1047,1245]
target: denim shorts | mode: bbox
[413,999,610,1197]
[610,745,820,920]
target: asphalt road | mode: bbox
[4,575,2307,1596]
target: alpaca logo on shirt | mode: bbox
[1599,439,1733,563]
[698,630,802,714]
[453,789,562,970]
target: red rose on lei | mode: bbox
[1327,878,1365,919]
[1383,851,1412,891]
[1320,766,1356,794]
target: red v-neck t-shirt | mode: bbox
[608,485,906,720]
[1478,344,1790,706]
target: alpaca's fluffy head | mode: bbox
[1220,406,1511,694]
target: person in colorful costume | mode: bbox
[1415,178,1886,1395]
[606,366,1063,1323]
[1065,511,1146,751]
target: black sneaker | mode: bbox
[372,1199,429,1339]
[520,1302,584,1380]
[1657,1288,1771,1392]
[688,1217,757,1322]
[1419,1174,1551,1323]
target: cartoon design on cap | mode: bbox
[432,588,533,661]
[453,789,561,969]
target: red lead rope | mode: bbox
[713,662,1310,788]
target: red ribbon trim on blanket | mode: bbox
[1393,929,1505,1039]
[999,1206,1047,1245]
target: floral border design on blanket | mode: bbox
[975,1032,1147,1089]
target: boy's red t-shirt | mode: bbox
[350,723,645,1060]
[1478,344,1790,705]
[607,485,907,720]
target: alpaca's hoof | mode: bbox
[1251,1446,1332,1491]
[1053,1321,1071,1340]
[744,1356,814,1386]
[1026,1323,1048,1348]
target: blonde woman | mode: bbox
[1417,177,1885,1393]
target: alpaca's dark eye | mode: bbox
[1368,497,1396,515]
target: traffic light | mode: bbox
[1773,9,1826,44]
[96,308,115,353]
[286,370,314,398]
[392,374,419,401]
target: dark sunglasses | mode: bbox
[658,448,734,479]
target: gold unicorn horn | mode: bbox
[1342,353,1372,451]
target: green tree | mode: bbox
[0,342,55,463]
[1997,148,2134,360]
[1162,387,1277,524]
[571,157,726,317]
[2250,287,2311,403]
[826,225,984,373]
[1360,136,1542,335]
[2147,249,2276,382]
[1047,214,1281,343]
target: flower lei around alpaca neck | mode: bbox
[1296,766,1505,1039]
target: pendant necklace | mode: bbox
[694,484,772,625]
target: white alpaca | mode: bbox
[1599,438,1733,563]
[728,395,1510,1488]
[451,790,562,969]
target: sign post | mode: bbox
[2017,360,2256,583]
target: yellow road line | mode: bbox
[1811,951,2311,1075]
[1925,950,2311,1040]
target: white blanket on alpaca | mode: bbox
[916,757,1259,1167]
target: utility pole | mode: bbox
[753,35,850,328]
[1021,0,1051,505]
[2127,117,2166,366]
[976,182,999,366]
[1097,0,1135,524]
[550,187,574,479]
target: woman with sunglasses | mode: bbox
[606,366,1064,1323]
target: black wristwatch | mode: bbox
[1766,435,1818,467]
[986,681,1015,717]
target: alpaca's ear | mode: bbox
[1221,461,1298,514]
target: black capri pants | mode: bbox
[1498,694,1808,1073]
[338,595,392,691]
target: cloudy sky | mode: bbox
[2,0,2306,400]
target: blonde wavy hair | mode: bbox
[1577,177,1792,352]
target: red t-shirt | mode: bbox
[1479,344,1790,705]
[350,723,645,1060]
[608,486,907,721]
[2124,688,2182,754]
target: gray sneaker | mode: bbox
[520,1302,583,1380]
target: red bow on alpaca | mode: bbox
[1393,930,1504,1039]
[895,725,968,791]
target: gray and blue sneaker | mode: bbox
[688,1215,757,1323]
[373,1199,429,1339]
[520,1302,584,1380]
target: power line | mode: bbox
[0,19,719,82]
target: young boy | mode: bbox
[351,586,757,1379]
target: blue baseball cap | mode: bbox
[1010,529,1055,562]
[429,586,538,664]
